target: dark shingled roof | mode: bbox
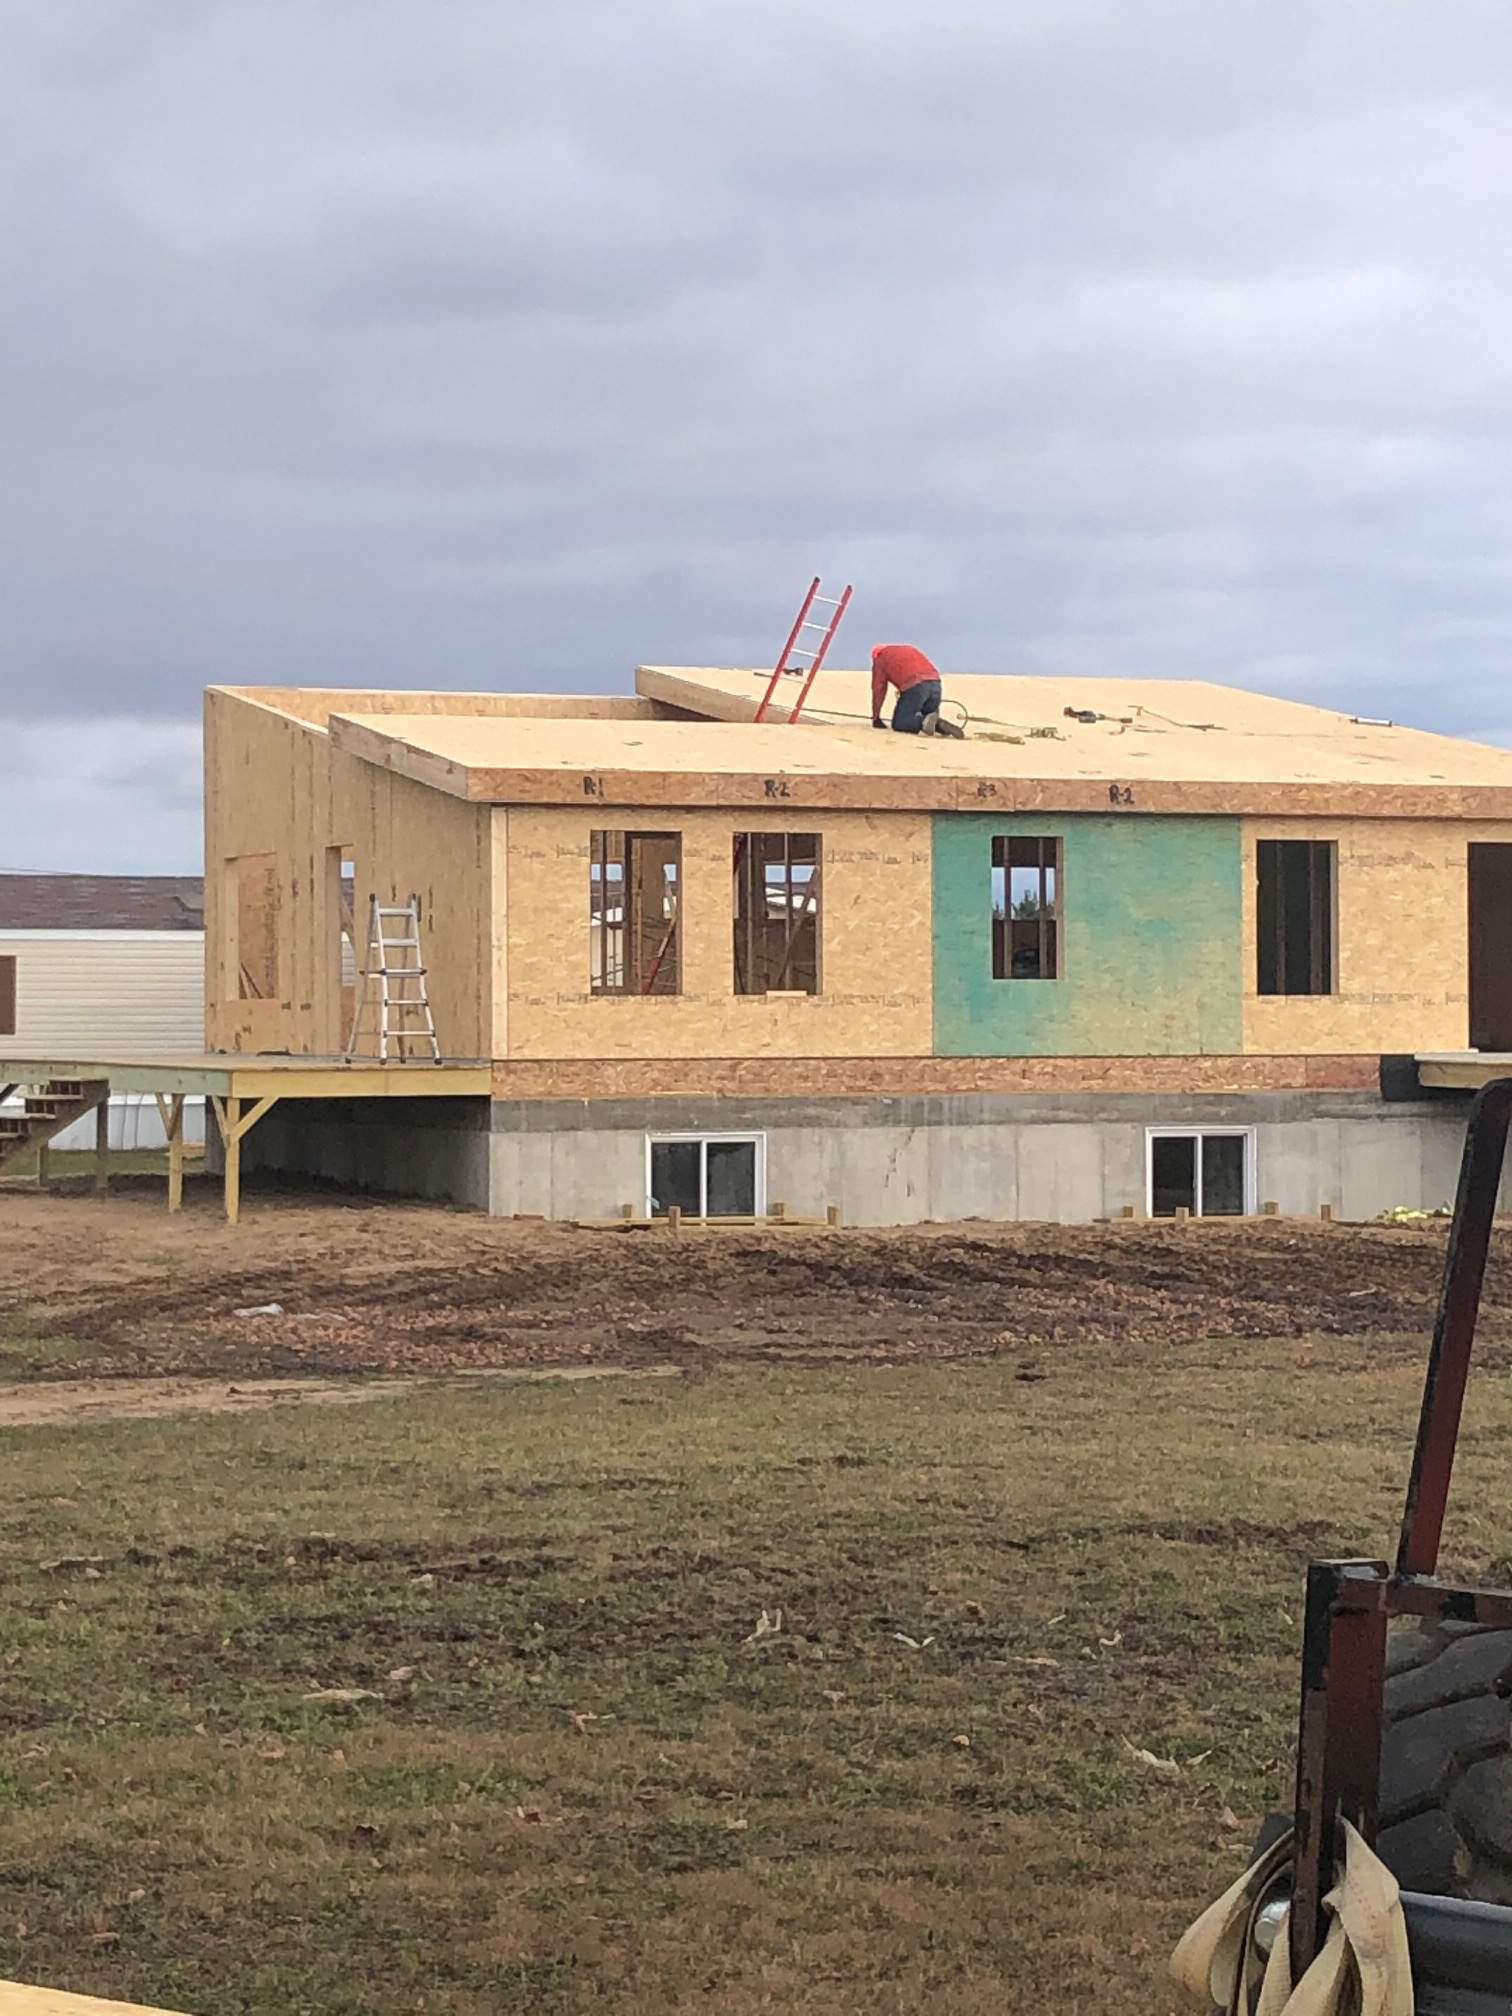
[0,874,204,932]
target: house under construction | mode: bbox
[5,660,1512,1223]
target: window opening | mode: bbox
[648,1135,762,1218]
[0,953,14,1036]
[992,837,1060,979]
[1257,840,1334,995]
[733,833,821,995]
[230,853,279,1000]
[591,831,681,995]
[1147,1130,1252,1218]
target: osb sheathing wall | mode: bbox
[497,806,933,1060]
[1241,817,1512,1055]
[204,690,494,1057]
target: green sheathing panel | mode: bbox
[932,814,1244,1056]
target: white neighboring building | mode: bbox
[0,873,206,1149]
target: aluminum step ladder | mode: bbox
[346,896,440,1062]
[754,576,853,724]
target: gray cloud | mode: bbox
[4,0,1512,867]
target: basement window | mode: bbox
[590,831,681,996]
[1147,1129,1252,1218]
[648,1135,764,1219]
[230,853,280,1000]
[733,833,821,995]
[0,954,14,1036]
[1257,840,1335,995]
[992,837,1060,979]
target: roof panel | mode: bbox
[319,666,1512,816]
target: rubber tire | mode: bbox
[1373,1621,1512,1903]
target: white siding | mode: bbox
[0,932,204,1056]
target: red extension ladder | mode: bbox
[753,577,853,724]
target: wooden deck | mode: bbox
[0,1054,489,1223]
[1415,1052,1512,1090]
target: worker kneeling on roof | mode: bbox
[871,644,964,736]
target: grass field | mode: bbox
[3,1329,1509,2014]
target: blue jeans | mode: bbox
[891,679,941,733]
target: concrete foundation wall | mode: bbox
[485,1090,1475,1225]
[237,1088,1480,1227]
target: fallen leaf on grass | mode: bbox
[1122,1737,1180,1778]
[743,1608,783,1644]
[1220,1806,1240,1830]
[952,1733,971,1748]
[387,1666,416,1683]
[303,1687,382,1705]
[1098,1630,1123,1648]
[820,1689,847,1706]
[891,1632,936,1650]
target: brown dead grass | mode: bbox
[1,1310,1509,2013]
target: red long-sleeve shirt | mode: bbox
[871,643,939,720]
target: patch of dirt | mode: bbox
[0,1178,1498,1386]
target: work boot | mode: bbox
[935,715,966,739]
[921,711,939,736]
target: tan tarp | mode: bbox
[0,1984,188,2014]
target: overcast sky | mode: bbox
[4,1,1512,871]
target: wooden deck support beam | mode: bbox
[209,1093,279,1225]
[153,1093,186,1213]
[94,1098,110,1195]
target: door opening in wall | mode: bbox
[327,847,357,1049]
[647,1135,764,1218]
[1146,1129,1252,1217]
[1468,843,1512,1050]
[229,853,280,1001]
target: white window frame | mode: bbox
[645,1132,767,1219]
[1145,1127,1255,1219]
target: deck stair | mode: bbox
[0,1077,108,1175]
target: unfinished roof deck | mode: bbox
[226,669,1512,818]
